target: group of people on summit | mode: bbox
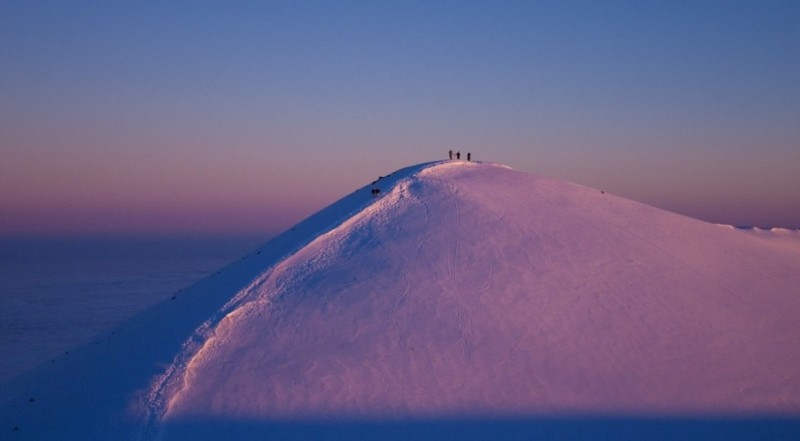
[448,150,472,161]
[371,151,474,198]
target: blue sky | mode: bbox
[2,1,799,234]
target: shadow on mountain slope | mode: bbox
[162,415,800,440]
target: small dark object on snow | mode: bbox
[371,188,381,197]
[449,150,453,159]
[467,152,471,161]
[29,398,34,402]
[456,151,461,160]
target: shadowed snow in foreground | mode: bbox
[162,415,800,441]
[3,161,800,440]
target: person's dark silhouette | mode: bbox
[456,151,461,160]
[448,150,453,160]
[467,152,471,161]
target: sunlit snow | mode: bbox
[3,161,800,440]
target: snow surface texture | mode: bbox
[3,161,800,440]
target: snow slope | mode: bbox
[3,161,800,440]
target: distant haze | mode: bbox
[2,1,799,234]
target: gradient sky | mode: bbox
[2,1,799,235]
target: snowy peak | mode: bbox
[159,161,800,427]
[4,161,800,441]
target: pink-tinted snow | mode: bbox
[164,161,800,419]
[3,161,800,440]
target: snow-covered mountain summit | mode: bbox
[4,161,800,440]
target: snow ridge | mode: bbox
[157,161,800,427]
[140,162,437,440]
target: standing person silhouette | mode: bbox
[456,151,461,160]
[449,150,453,160]
[467,152,471,161]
